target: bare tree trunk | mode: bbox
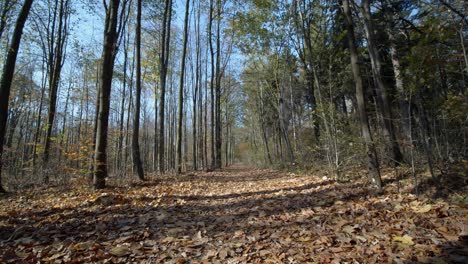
[208,0,216,170]
[214,0,222,169]
[32,56,47,167]
[153,83,158,171]
[158,0,172,174]
[59,81,72,162]
[342,0,382,190]
[117,30,129,173]
[192,0,201,171]
[93,0,121,189]
[198,56,204,169]
[176,0,190,174]
[132,0,145,180]
[0,0,34,193]
[203,54,208,169]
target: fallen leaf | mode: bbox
[393,235,414,245]
[109,245,131,257]
[342,225,356,234]
[297,236,312,242]
[413,204,432,213]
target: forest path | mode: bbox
[0,166,467,263]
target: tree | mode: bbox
[0,0,35,193]
[132,0,145,180]
[292,0,320,142]
[208,0,215,169]
[93,0,122,189]
[342,0,382,190]
[214,0,222,169]
[176,0,190,174]
[43,0,71,176]
[361,0,404,165]
[158,0,173,174]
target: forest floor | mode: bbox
[0,165,467,263]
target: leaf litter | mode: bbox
[0,165,466,263]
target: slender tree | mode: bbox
[208,0,216,169]
[132,0,145,180]
[158,0,173,173]
[214,0,222,169]
[176,0,190,174]
[192,0,201,171]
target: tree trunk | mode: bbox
[176,0,190,174]
[208,0,216,170]
[214,0,222,169]
[342,0,382,190]
[93,0,120,189]
[0,0,34,193]
[193,0,201,171]
[132,0,145,180]
[117,30,129,173]
[158,0,172,174]
[153,84,158,171]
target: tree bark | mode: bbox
[158,0,172,174]
[132,0,145,180]
[192,0,201,171]
[214,0,222,169]
[208,0,216,170]
[93,0,120,189]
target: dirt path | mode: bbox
[0,166,467,263]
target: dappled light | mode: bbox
[1,166,466,262]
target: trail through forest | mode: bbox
[1,165,467,263]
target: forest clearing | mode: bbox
[0,165,467,263]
